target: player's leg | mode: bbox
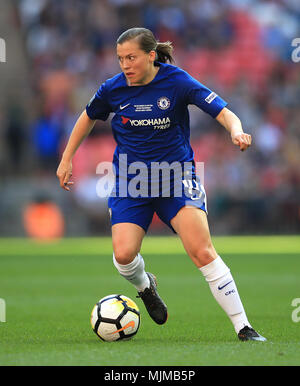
[170,207,266,341]
[109,195,168,325]
[112,222,150,291]
[110,195,153,292]
[170,206,218,267]
[112,222,168,325]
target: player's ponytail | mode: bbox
[155,41,174,64]
[117,27,174,64]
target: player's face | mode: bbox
[117,39,156,86]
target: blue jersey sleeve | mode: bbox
[183,73,227,118]
[86,82,111,121]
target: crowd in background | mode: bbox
[2,0,300,235]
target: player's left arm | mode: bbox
[216,107,251,151]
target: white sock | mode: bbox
[113,253,150,292]
[200,256,251,334]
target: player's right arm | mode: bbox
[56,110,96,191]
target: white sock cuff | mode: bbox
[113,253,143,274]
[199,256,230,282]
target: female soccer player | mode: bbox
[57,28,266,341]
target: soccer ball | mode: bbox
[90,294,140,342]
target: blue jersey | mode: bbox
[86,62,227,197]
[86,62,226,162]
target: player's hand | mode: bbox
[231,132,252,152]
[56,159,74,191]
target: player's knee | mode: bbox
[193,244,217,266]
[113,247,138,265]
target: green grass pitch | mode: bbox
[1,235,300,366]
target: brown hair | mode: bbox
[117,27,174,64]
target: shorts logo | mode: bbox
[157,96,170,110]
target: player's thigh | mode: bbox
[170,206,218,267]
[112,222,146,264]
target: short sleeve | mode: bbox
[183,73,227,118]
[86,82,112,121]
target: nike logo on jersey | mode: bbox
[120,103,130,110]
[218,280,233,290]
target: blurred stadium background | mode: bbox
[0,0,299,238]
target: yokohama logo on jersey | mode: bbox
[121,116,171,130]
